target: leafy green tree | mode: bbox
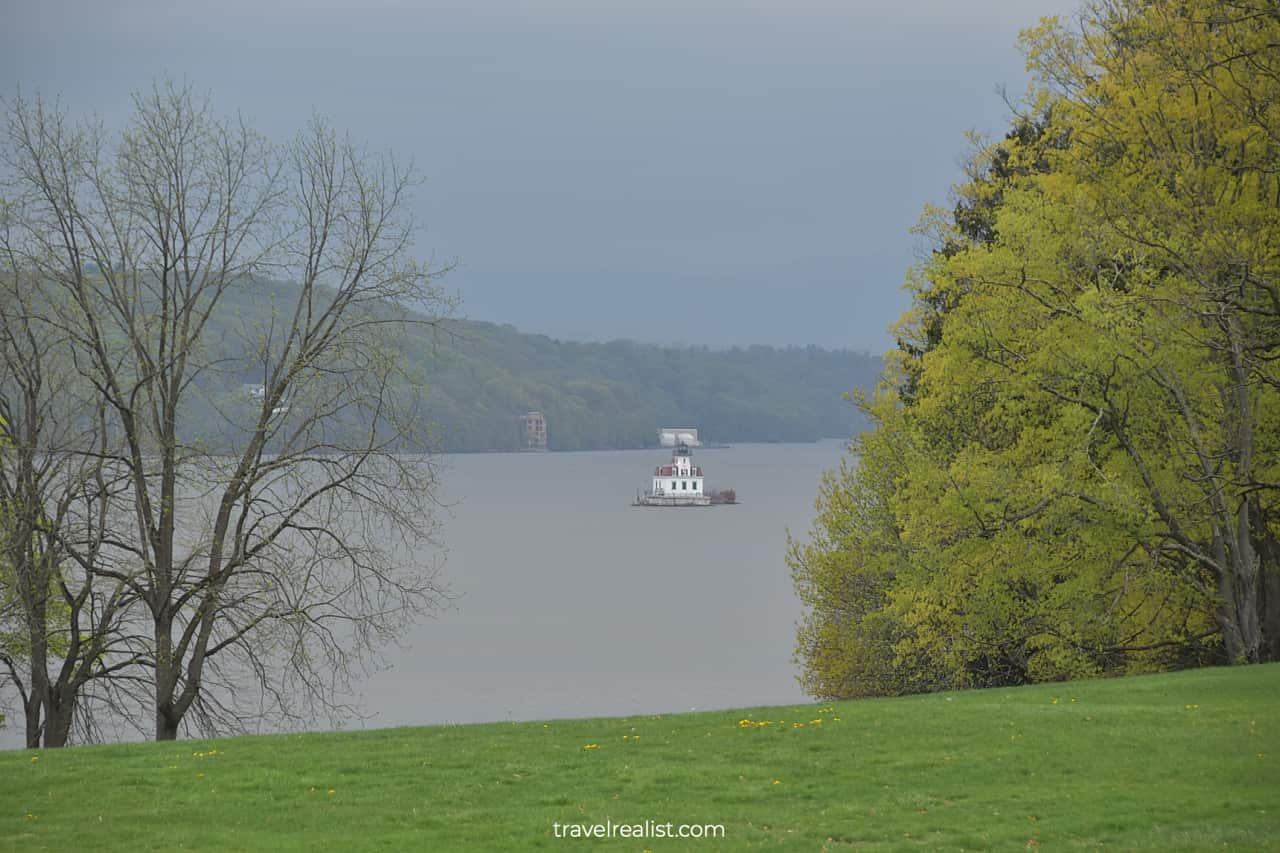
[793,0,1280,698]
[1010,0,1280,663]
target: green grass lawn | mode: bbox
[2,664,1278,851]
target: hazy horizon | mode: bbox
[4,0,1081,351]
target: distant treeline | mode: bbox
[404,321,878,452]
[195,280,880,452]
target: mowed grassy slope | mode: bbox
[2,665,1277,851]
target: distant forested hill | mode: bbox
[196,279,880,452]
[415,321,879,451]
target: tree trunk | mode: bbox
[154,612,180,741]
[1262,565,1280,662]
[1211,500,1280,665]
[1253,498,1280,662]
[1234,502,1263,663]
[23,694,42,750]
[156,712,180,741]
[42,693,74,748]
[1212,532,1247,662]
[25,598,49,749]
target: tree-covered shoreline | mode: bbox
[198,280,882,454]
[417,319,880,452]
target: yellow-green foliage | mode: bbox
[793,0,1280,697]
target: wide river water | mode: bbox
[0,440,849,747]
[355,440,847,728]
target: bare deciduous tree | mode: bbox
[0,253,143,747]
[1,83,452,741]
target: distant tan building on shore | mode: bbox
[523,411,547,450]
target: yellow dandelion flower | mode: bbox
[30,756,39,763]
[772,779,781,785]
[328,789,336,795]
[582,743,599,750]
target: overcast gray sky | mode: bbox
[3,0,1078,351]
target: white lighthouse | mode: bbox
[636,442,711,506]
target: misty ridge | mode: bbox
[173,275,881,454]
